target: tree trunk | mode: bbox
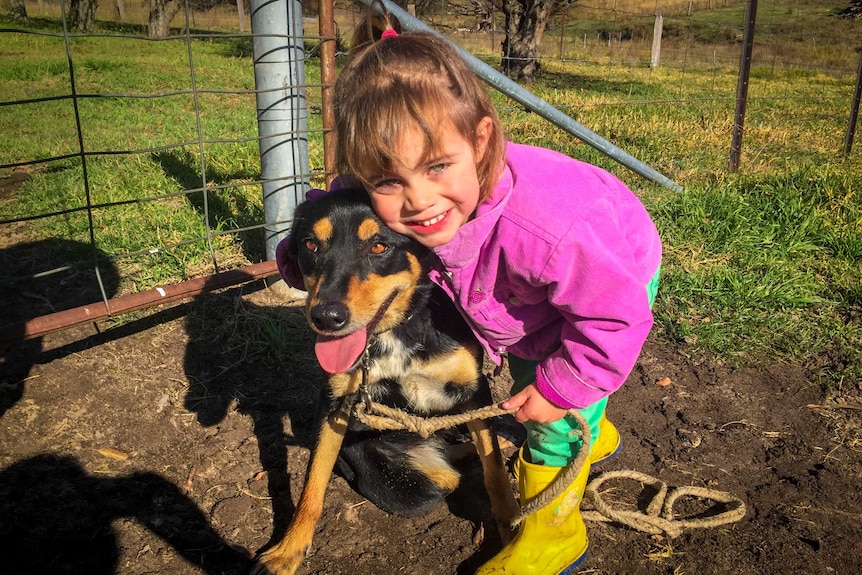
[148,0,183,38]
[68,0,98,31]
[9,0,28,20]
[501,0,558,82]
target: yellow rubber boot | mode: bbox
[476,448,589,575]
[589,413,621,468]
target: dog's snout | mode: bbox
[311,302,350,332]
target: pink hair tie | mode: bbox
[381,29,398,39]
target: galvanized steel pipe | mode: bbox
[361,0,683,192]
[250,0,311,260]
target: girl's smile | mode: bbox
[405,208,451,233]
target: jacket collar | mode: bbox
[432,164,513,270]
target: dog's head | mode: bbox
[276,188,430,374]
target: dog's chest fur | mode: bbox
[364,330,479,415]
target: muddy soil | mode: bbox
[1,284,861,575]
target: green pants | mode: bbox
[509,265,660,467]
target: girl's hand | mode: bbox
[502,384,568,424]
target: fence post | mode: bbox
[729,0,757,172]
[249,0,310,272]
[558,8,566,60]
[319,0,337,186]
[650,14,663,69]
[844,50,862,156]
[490,3,495,52]
[236,0,245,32]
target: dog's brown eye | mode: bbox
[370,242,388,255]
[305,239,319,253]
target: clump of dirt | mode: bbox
[1,284,860,574]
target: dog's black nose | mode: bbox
[311,302,350,332]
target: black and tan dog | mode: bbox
[254,188,518,575]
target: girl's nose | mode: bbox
[404,183,436,212]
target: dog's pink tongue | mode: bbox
[314,328,368,374]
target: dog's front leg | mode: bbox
[466,419,520,544]
[253,394,355,575]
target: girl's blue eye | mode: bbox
[371,179,400,194]
[429,163,447,174]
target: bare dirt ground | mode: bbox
[2,281,861,575]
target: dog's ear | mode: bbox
[276,233,305,289]
[275,189,328,288]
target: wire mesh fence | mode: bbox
[0,0,327,343]
[1,0,860,345]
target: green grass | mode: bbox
[1,7,860,387]
[648,168,860,370]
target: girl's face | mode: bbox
[361,117,493,249]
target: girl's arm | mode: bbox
[534,198,659,410]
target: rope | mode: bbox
[351,399,746,537]
[353,401,515,438]
[583,470,747,538]
[511,409,590,527]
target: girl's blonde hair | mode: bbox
[334,12,506,200]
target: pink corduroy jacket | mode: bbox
[428,143,662,409]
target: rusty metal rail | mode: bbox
[0,261,280,347]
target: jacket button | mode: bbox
[509,296,523,306]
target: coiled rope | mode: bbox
[352,400,746,536]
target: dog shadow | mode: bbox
[181,285,324,547]
[0,239,120,418]
[0,453,251,574]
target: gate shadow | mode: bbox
[181,283,324,547]
[0,239,120,417]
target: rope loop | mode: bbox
[583,470,747,538]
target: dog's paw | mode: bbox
[251,545,308,575]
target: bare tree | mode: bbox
[500,0,571,82]
[438,0,497,30]
[148,0,184,38]
[69,0,98,31]
[7,0,28,20]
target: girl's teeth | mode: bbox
[421,213,444,226]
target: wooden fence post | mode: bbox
[729,0,758,172]
[651,14,663,69]
[490,4,496,51]
[843,50,862,156]
[559,8,566,60]
[320,0,337,185]
[237,0,245,32]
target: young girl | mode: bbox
[327,13,661,575]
